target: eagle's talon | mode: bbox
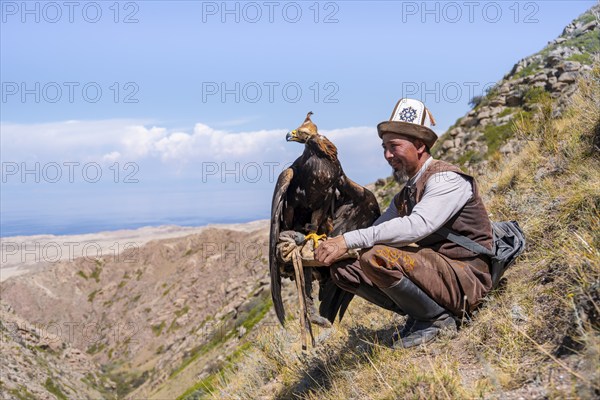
[305,232,327,248]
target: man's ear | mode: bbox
[414,139,427,154]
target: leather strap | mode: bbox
[436,226,494,257]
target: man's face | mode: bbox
[381,133,421,181]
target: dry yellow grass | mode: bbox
[203,63,600,400]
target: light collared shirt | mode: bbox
[343,157,473,249]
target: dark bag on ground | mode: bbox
[437,221,526,289]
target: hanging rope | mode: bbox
[291,246,314,350]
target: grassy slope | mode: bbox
[201,64,600,399]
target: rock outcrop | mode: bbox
[1,302,110,399]
[433,5,599,172]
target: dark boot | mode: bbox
[391,316,416,343]
[380,278,457,348]
[354,283,406,315]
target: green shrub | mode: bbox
[524,86,551,105]
[44,378,67,400]
[88,289,100,302]
[483,123,514,157]
[151,321,166,336]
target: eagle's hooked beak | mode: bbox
[286,130,298,142]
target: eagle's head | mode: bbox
[286,112,318,143]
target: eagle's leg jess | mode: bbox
[305,208,328,248]
[304,268,332,328]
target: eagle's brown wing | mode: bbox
[332,175,381,236]
[269,167,294,326]
[318,174,382,323]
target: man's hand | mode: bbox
[314,235,348,266]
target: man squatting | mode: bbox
[315,98,494,348]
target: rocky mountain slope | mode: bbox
[0,221,294,399]
[435,6,598,165]
[1,302,108,399]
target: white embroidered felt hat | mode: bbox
[377,98,438,148]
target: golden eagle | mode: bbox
[269,112,381,328]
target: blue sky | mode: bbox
[1,0,596,236]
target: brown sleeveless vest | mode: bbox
[394,159,493,260]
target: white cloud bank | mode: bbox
[1,119,389,184]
